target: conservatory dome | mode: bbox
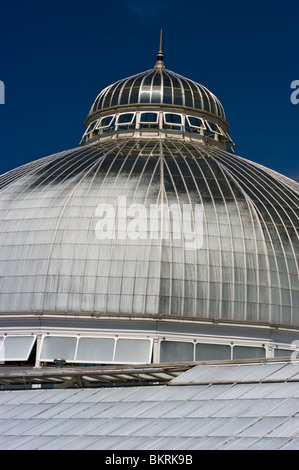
[82,38,233,152]
[88,61,226,120]
[0,39,298,367]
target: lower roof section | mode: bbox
[0,358,299,450]
[1,357,299,389]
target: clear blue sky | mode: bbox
[0,0,298,181]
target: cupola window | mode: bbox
[163,113,182,130]
[139,112,159,128]
[117,112,136,129]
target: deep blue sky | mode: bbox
[0,0,298,181]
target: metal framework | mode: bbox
[0,42,298,368]
[1,356,298,390]
[0,362,190,389]
[0,139,298,326]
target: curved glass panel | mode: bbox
[89,68,226,120]
[0,139,298,329]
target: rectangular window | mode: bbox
[117,113,135,124]
[140,112,159,123]
[164,113,182,124]
[206,121,222,135]
[39,336,77,361]
[195,343,231,361]
[274,348,293,358]
[98,115,115,128]
[117,113,136,130]
[86,120,98,134]
[139,112,159,129]
[114,338,152,363]
[233,346,266,360]
[0,336,36,361]
[38,335,153,364]
[160,340,194,363]
[75,337,115,363]
[187,116,206,129]
[163,113,182,131]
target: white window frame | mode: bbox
[186,115,206,130]
[38,334,153,365]
[0,335,36,361]
[139,111,159,125]
[206,120,223,135]
[159,338,195,362]
[232,344,267,357]
[85,120,99,135]
[223,131,234,143]
[96,114,116,129]
[163,112,183,127]
[116,112,136,126]
[39,335,78,362]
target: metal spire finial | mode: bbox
[154,29,165,69]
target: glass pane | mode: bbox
[274,349,293,358]
[196,343,231,361]
[164,113,182,124]
[173,88,183,105]
[151,89,161,103]
[114,339,152,363]
[99,115,114,127]
[118,113,134,123]
[40,336,77,361]
[140,112,158,123]
[160,341,194,363]
[119,87,130,105]
[86,121,98,134]
[130,86,140,103]
[139,90,150,103]
[1,336,36,361]
[206,121,222,135]
[76,337,115,363]
[163,87,172,104]
[188,116,205,128]
[233,346,266,360]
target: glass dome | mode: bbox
[0,139,298,326]
[89,67,226,119]
[0,41,298,367]
[82,40,233,152]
